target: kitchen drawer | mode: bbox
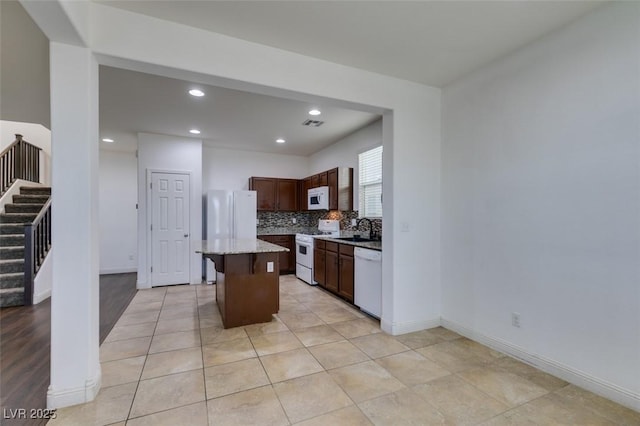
[339,244,354,256]
[325,241,338,252]
[315,240,326,249]
[271,236,290,244]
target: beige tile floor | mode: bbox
[48,275,640,425]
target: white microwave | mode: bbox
[308,186,329,210]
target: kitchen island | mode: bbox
[196,239,289,328]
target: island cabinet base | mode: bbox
[209,252,280,329]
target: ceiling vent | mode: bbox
[302,119,324,127]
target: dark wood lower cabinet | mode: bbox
[258,235,295,274]
[208,252,280,328]
[338,247,354,302]
[325,249,339,294]
[318,241,354,303]
[313,240,326,286]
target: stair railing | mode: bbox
[1,134,42,196]
[24,198,52,306]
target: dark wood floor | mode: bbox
[0,273,137,425]
[98,273,139,344]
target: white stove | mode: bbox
[295,220,340,285]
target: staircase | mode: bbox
[0,186,51,307]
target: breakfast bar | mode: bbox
[196,239,289,328]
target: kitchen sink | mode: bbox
[335,236,375,242]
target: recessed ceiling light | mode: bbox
[308,109,321,116]
[189,89,205,97]
[276,138,286,144]
[101,138,114,143]
[189,129,201,134]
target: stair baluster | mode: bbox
[0,135,42,196]
[23,198,51,306]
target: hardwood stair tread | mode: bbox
[0,272,23,278]
[0,186,51,306]
[0,288,24,294]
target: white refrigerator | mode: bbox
[205,190,257,282]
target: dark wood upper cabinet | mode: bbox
[249,177,299,211]
[318,171,328,187]
[249,177,277,210]
[308,171,328,189]
[250,166,352,212]
[303,178,312,210]
[328,167,353,211]
[276,179,298,211]
[310,174,319,189]
[301,167,352,211]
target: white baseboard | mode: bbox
[441,318,640,412]
[33,289,51,304]
[381,316,441,336]
[47,369,102,409]
[99,267,137,275]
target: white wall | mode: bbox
[0,1,50,129]
[47,41,101,409]
[88,1,442,336]
[137,133,203,288]
[203,146,308,191]
[99,150,137,273]
[21,4,442,409]
[309,119,382,209]
[33,247,52,304]
[441,2,640,410]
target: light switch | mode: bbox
[400,222,410,232]
[267,262,274,272]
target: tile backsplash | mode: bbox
[258,211,382,237]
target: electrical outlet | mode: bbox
[292,218,297,224]
[400,222,410,232]
[351,219,357,226]
[511,312,521,328]
[129,254,134,260]
[267,262,274,273]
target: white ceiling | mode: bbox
[97,0,605,87]
[97,1,605,155]
[99,66,380,155]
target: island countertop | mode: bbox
[195,239,290,256]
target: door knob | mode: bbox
[184,234,189,238]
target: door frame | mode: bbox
[145,168,193,287]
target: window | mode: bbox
[358,145,383,218]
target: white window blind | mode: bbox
[358,146,383,218]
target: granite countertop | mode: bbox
[195,239,290,255]
[314,236,382,251]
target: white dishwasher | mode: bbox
[354,247,382,319]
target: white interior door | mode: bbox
[151,172,190,286]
